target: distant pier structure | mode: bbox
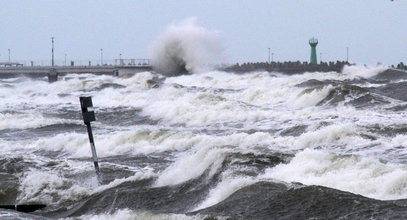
[309,37,318,64]
[0,59,152,81]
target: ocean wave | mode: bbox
[262,148,407,200]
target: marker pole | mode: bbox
[79,97,100,177]
[86,121,100,174]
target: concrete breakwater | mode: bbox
[223,61,350,74]
[391,62,407,71]
[223,61,407,74]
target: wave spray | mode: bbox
[149,17,223,76]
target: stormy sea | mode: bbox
[3,65,407,219]
[3,20,407,220]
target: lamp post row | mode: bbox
[49,37,109,66]
[48,37,118,66]
[47,38,124,66]
[51,37,54,67]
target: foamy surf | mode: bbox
[262,148,407,200]
[2,64,407,219]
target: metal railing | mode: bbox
[0,59,150,67]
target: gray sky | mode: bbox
[0,0,406,65]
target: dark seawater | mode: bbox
[2,66,407,219]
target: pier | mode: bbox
[0,59,152,79]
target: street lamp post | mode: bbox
[51,37,55,67]
[100,48,103,65]
[271,53,274,62]
[8,49,10,62]
[119,53,122,65]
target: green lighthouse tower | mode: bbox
[309,37,318,64]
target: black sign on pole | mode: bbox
[79,96,100,177]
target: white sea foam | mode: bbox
[29,129,200,157]
[1,68,386,130]
[272,123,365,150]
[17,168,155,205]
[262,149,407,200]
[154,146,228,187]
[66,209,209,220]
[291,85,334,107]
[0,72,158,111]
[17,169,89,204]
[141,88,272,126]
[0,113,80,130]
[342,65,387,79]
[3,128,273,158]
[139,71,359,126]
[0,66,387,114]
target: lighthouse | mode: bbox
[309,37,318,64]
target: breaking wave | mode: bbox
[262,149,407,200]
[149,18,223,76]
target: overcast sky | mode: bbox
[0,0,406,65]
